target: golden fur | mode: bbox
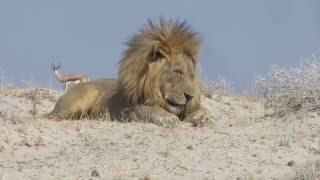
[119,19,202,106]
[49,19,212,127]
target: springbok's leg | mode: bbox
[63,82,68,92]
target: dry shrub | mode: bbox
[0,110,22,124]
[0,67,14,93]
[255,55,320,117]
[237,160,320,180]
[23,79,40,117]
[289,159,320,180]
[206,77,234,96]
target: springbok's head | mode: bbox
[51,63,61,74]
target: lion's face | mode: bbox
[160,53,197,116]
[118,19,202,117]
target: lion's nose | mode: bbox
[184,92,193,102]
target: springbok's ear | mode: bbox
[151,45,170,61]
[57,62,61,69]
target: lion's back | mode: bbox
[49,79,117,119]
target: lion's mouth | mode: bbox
[165,99,186,115]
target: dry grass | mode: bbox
[279,135,290,147]
[206,77,234,96]
[289,159,320,180]
[0,110,22,125]
[235,160,320,180]
[255,55,320,117]
[22,79,40,117]
[236,160,320,180]
[0,67,14,93]
[159,147,172,157]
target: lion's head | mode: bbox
[119,19,202,116]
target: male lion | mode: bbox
[48,19,213,127]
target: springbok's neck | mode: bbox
[54,70,61,77]
[53,70,64,82]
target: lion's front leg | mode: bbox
[183,98,214,127]
[184,108,214,127]
[132,105,180,128]
[185,109,213,127]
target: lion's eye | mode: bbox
[174,70,184,78]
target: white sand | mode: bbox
[0,88,319,179]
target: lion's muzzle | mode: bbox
[165,92,194,115]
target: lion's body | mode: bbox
[49,79,116,119]
[48,19,212,127]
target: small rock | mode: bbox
[287,160,295,166]
[0,145,5,152]
[187,145,193,150]
[91,170,99,177]
[124,134,132,138]
[24,141,32,147]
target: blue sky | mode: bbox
[1,0,320,90]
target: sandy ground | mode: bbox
[0,88,320,180]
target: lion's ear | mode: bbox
[151,45,170,61]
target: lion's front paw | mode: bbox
[153,113,180,128]
[186,108,214,127]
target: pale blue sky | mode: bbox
[1,0,320,90]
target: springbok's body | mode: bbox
[51,63,90,92]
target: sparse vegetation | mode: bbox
[289,159,320,180]
[23,80,40,117]
[255,55,320,117]
[279,136,290,147]
[159,147,172,157]
[0,67,14,93]
[206,77,234,96]
[0,110,22,124]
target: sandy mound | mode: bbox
[0,88,319,179]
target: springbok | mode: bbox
[51,63,90,92]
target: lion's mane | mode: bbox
[118,19,202,108]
